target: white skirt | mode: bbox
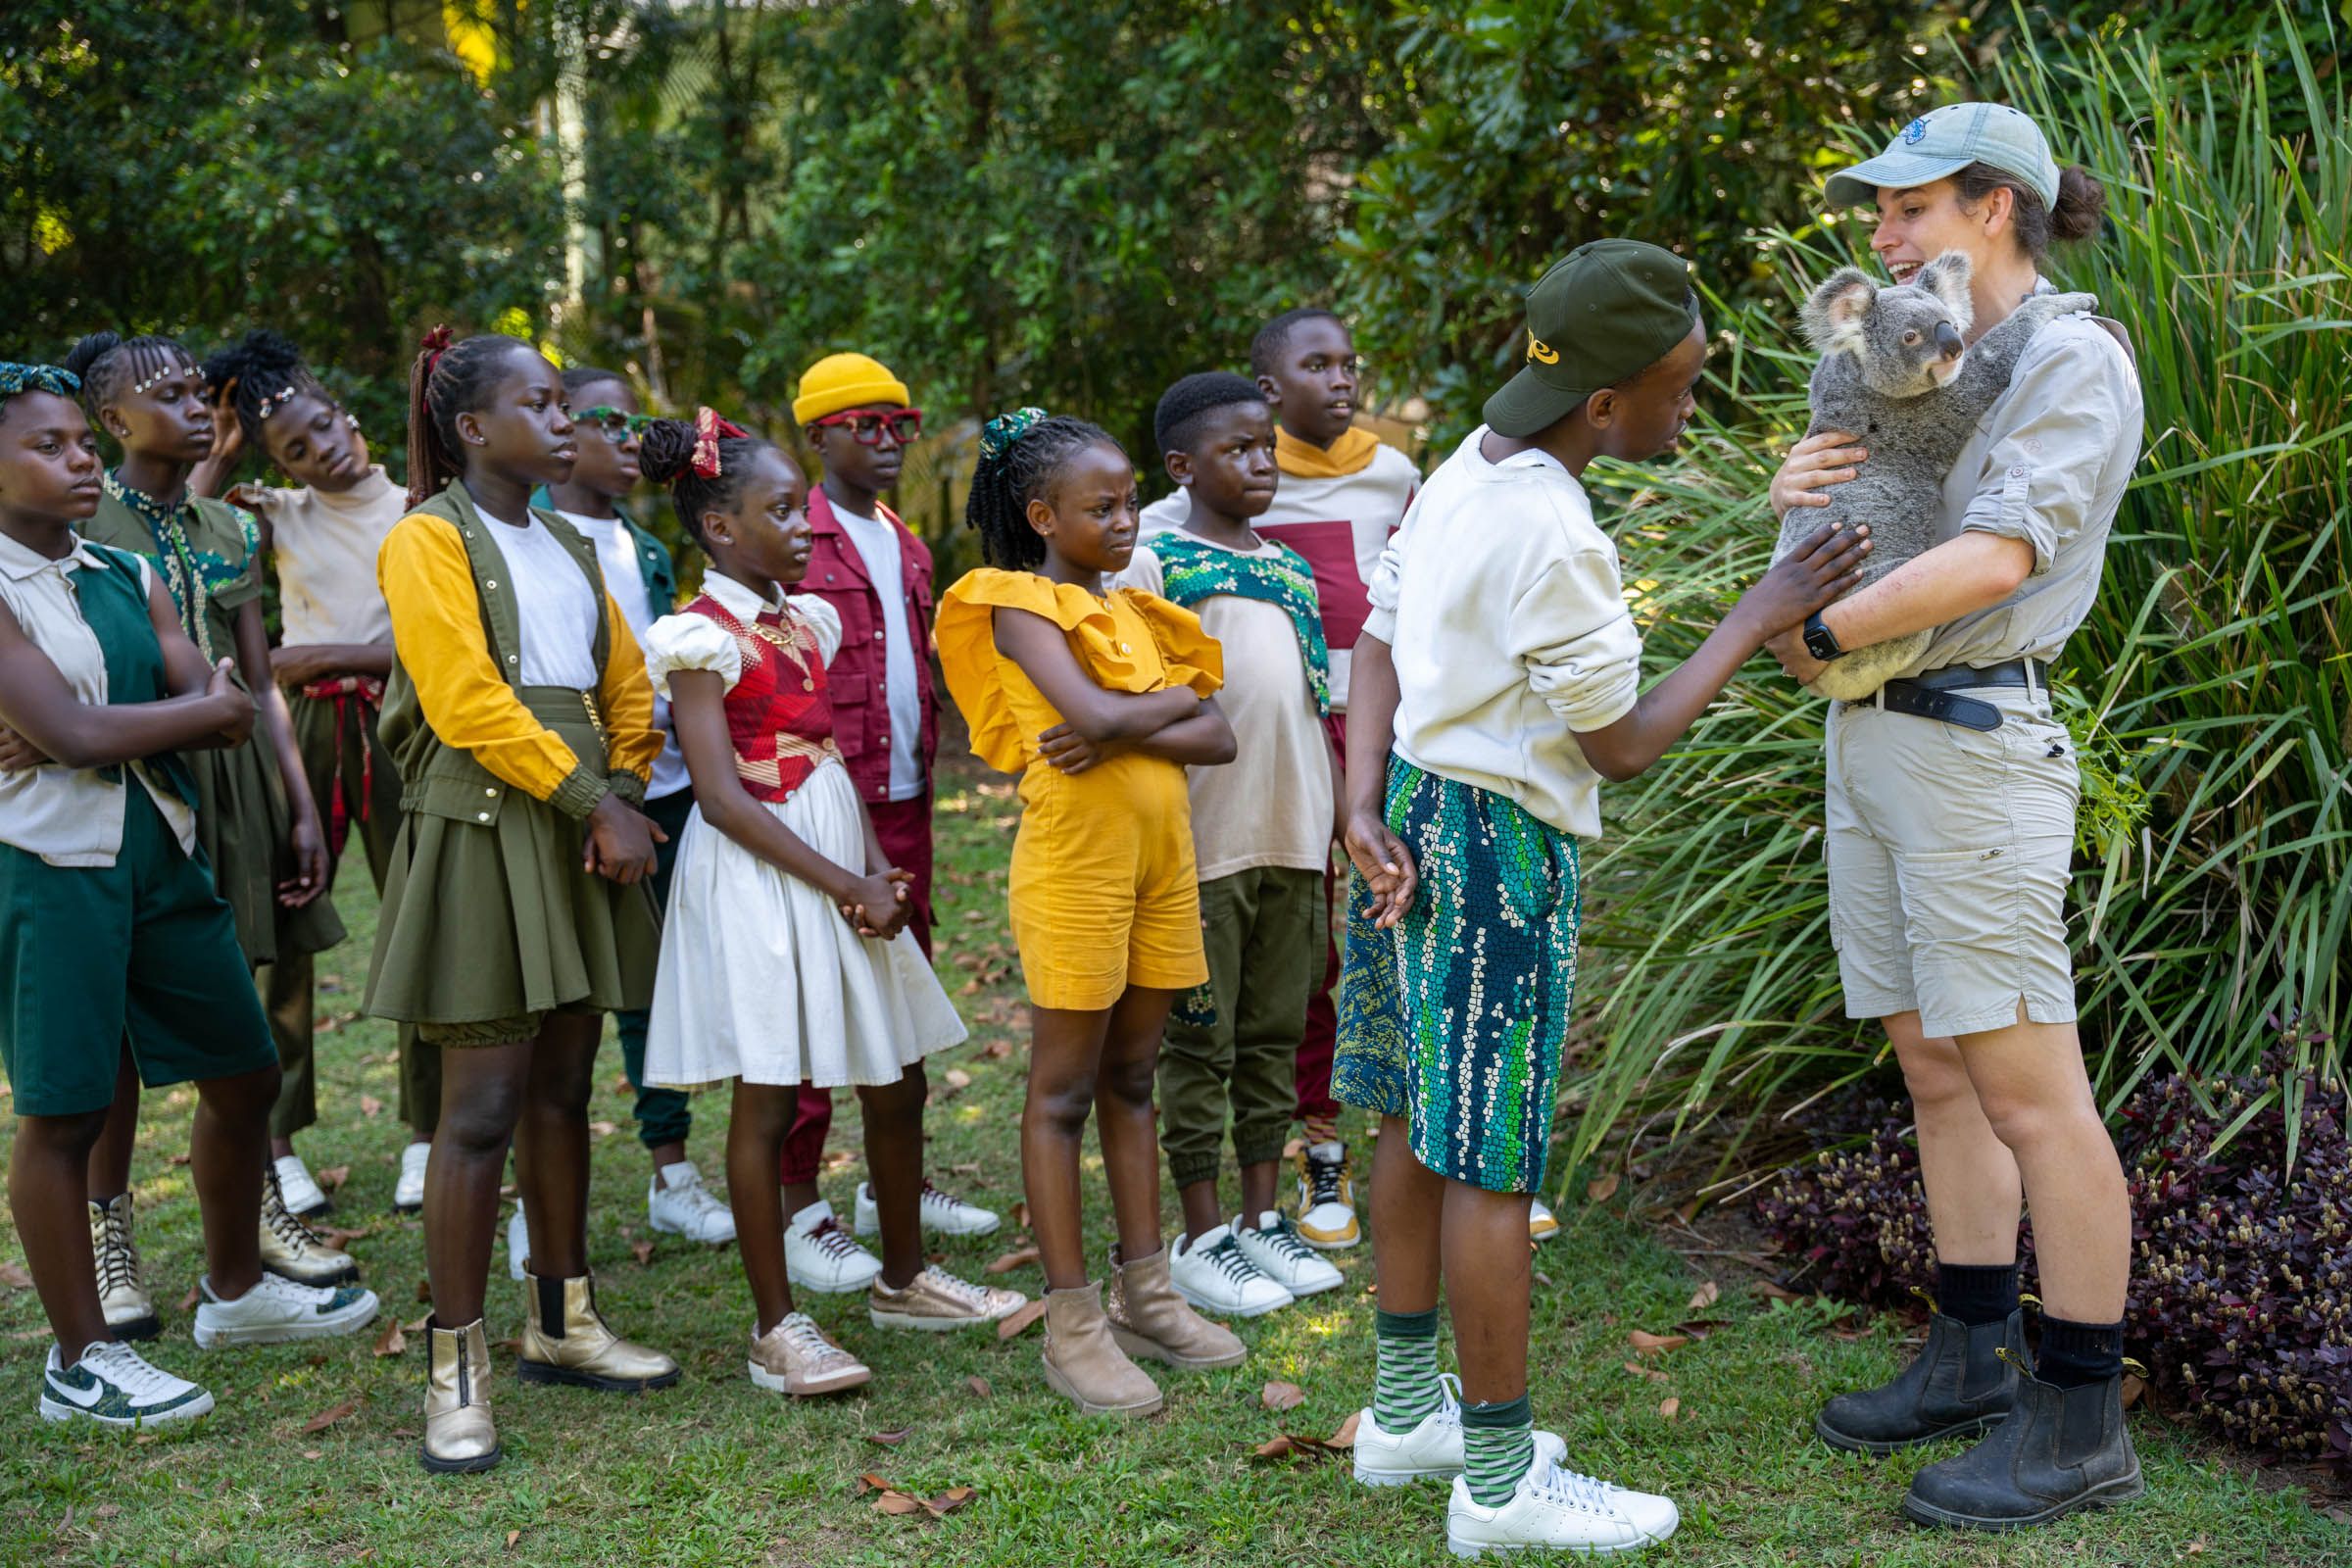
[644,758,966,1089]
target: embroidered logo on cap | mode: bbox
[1901,118,1930,144]
[1527,332,1559,366]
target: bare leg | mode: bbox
[84,1051,140,1201]
[858,1067,929,1290]
[12,1107,114,1354]
[1887,1009,2021,1265]
[514,1012,601,1281]
[1442,1179,1533,1405]
[187,1063,279,1298]
[1177,1177,1224,1241]
[646,1140,687,1177]
[1371,1114,1444,1314]
[1022,1004,1113,1290]
[1238,1158,1279,1226]
[422,1038,532,1326]
[1095,986,1177,1266]
[728,1083,798,1333]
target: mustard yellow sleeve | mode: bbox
[596,590,661,805]
[377,514,607,817]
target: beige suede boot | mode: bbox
[1040,1283,1163,1417]
[1106,1244,1248,1369]
[421,1317,499,1474]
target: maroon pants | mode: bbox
[779,789,935,1186]
[1294,711,1348,1127]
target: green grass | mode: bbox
[0,759,2343,1567]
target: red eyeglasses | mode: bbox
[809,408,923,446]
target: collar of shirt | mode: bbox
[700,569,785,621]
[1460,423,1571,481]
[0,527,111,583]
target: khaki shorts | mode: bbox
[1825,682,2080,1038]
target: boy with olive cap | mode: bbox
[780,353,998,1294]
[1334,240,1870,1555]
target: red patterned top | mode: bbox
[678,591,844,805]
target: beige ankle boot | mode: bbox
[516,1271,680,1392]
[421,1317,499,1473]
[1107,1245,1247,1369]
[1040,1283,1163,1417]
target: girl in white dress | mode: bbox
[635,413,1022,1396]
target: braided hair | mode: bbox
[202,329,333,452]
[962,409,1123,570]
[404,328,533,506]
[637,415,770,546]
[60,331,200,422]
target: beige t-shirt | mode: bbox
[1116,534,1335,881]
[254,465,403,647]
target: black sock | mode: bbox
[1935,1261,2020,1326]
[2036,1317,2125,1388]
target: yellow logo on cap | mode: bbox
[1527,332,1559,365]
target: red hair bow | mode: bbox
[418,324,455,375]
[691,405,751,478]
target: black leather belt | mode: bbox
[1843,660,2048,733]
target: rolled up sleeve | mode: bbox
[1959,325,2135,577]
[1514,552,1642,733]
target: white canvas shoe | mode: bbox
[854,1179,1001,1238]
[1445,1442,1679,1557]
[393,1141,430,1213]
[272,1152,331,1217]
[1167,1224,1294,1317]
[1233,1210,1345,1298]
[784,1199,883,1293]
[647,1161,737,1244]
[192,1273,379,1348]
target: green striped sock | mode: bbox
[1461,1394,1535,1508]
[1372,1307,1442,1434]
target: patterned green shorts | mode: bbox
[1331,756,1581,1194]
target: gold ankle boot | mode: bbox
[515,1270,679,1392]
[422,1317,499,1473]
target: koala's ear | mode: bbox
[1916,250,1975,326]
[1801,268,1877,354]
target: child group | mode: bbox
[6,214,1955,1556]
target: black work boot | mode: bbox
[1901,1369,2144,1530]
[1814,1307,2025,1455]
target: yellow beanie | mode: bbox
[793,353,911,424]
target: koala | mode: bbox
[1770,249,2098,700]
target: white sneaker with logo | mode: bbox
[647,1161,737,1244]
[1234,1210,1345,1298]
[393,1141,430,1214]
[854,1179,1001,1238]
[507,1205,530,1281]
[1445,1441,1679,1557]
[1528,1196,1560,1244]
[272,1152,331,1217]
[1168,1224,1294,1317]
[40,1340,214,1428]
[784,1198,883,1294]
[192,1273,380,1348]
[1354,1379,1570,1488]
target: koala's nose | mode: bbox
[1935,320,1965,360]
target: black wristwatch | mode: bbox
[1802,612,1846,662]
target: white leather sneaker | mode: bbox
[1445,1442,1679,1557]
[40,1340,213,1428]
[1354,1378,1570,1488]
[507,1206,529,1282]
[784,1199,883,1293]
[272,1152,331,1217]
[854,1178,1001,1238]
[1233,1211,1345,1298]
[192,1274,380,1348]
[647,1161,737,1244]
[1528,1196,1561,1244]
[1167,1224,1294,1317]
[393,1141,430,1214]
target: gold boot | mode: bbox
[515,1270,680,1392]
[421,1317,499,1473]
[1107,1244,1247,1370]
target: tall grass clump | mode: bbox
[1562,18,2351,1183]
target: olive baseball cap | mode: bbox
[1483,240,1697,438]
[1824,102,2060,210]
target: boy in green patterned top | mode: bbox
[1113,373,1345,1319]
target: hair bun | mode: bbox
[61,331,122,381]
[635,416,699,486]
[978,407,1048,463]
[2050,165,2107,244]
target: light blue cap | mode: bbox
[1824,102,2060,210]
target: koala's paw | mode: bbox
[1807,631,1933,702]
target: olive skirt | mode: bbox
[189,733,346,968]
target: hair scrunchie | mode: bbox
[417,324,455,375]
[978,407,1048,462]
[0,363,81,400]
[691,406,752,478]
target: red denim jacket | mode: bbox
[799,485,939,804]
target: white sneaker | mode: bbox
[1168,1224,1295,1317]
[508,1206,530,1281]
[1446,1441,1679,1557]
[1234,1210,1345,1298]
[1354,1378,1570,1488]
[192,1273,380,1348]
[393,1141,430,1213]
[647,1161,737,1244]
[1295,1141,1361,1250]
[1529,1197,1560,1244]
[40,1340,214,1428]
[854,1179,1001,1239]
[272,1152,331,1217]
[784,1199,883,1293]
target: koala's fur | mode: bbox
[1771,250,2097,700]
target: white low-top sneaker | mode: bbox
[647,1161,737,1244]
[1168,1223,1295,1317]
[1234,1210,1345,1298]
[507,1205,530,1281]
[272,1152,331,1217]
[40,1340,214,1428]
[192,1273,380,1348]
[784,1198,883,1293]
[854,1178,1001,1238]
[1529,1196,1561,1244]
[1445,1443,1679,1558]
[393,1141,430,1214]
[1354,1377,1568,1488]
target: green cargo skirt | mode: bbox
[190,730,346,968]
[364,689,659,1045]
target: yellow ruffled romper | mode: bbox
[935,568,1224,1011]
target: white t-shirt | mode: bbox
[1364,426,1642,841]
[477,509,601,691]
[560,510,690,801]
[256,464,402,648]
[832,505,925,802]
[1115,534,1334,880]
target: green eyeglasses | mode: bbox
[575,406,656,443]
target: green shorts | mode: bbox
[0,785,278,1117]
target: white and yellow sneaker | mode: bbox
[1528,1197,1561,1244]
[1294,1142,1360,1250]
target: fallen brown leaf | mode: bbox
[414,1278,432,1303]
[924,1486,977,1517]
[0,1261,30,1290]
[981,1039,1012,1059]
[359,1095,382,1119]
[301,1397,360,1434]
[1757,1280,1804,1301]
[630,1240,655,1267]
[1658,1396,1681,1420]
[2121,1373,2146,1410]
[1687,1280,1720,1312]
[168,1152,192,1167]
[1587,1172,1621,1202]
[1329,1410,1361,1448]
[316,1165,352,1193]
[1261,1380,1306,1413]
[505,1530,520,1547]
[965,1375,992,1398]
[302,1448,322,1459]
[943,1068,972,1091]
[610,1074,632,1097]
[372,1319,407,1358]
[984,1245,1040,1276]
[1009,1200,1029,1232]
[1623,1359,1669,1384]
[178,1285,202,1313]
[1252,1435,1300,1461]
[995,1298,1047,1340]
[1628,1330,1689,1355]
[873,1493,926,1516]
[865,1427,912,1447]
